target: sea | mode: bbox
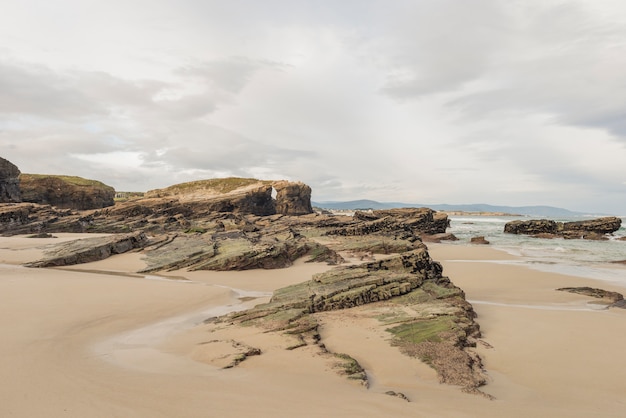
[445,215,626,288]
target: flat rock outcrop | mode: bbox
[25,231,149,267]
[2,200,450,274]
[0,157,21,203]
[557,287,626,309]
[504,217,622,239]
[20,174,115,210]
[139,226,341,273]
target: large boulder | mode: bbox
[0,157,21,203]
[20,174,115,210]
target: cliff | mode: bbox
[145,177,314,216]
[0,157,21,203]
[20,174,115,210]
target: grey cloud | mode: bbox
[176,57,281,94]
[376,0,510,98]
[0,59,242,124]
[374,1,626,143]
[153,94,218,120]
[140,123,314,176]
[1,123,126,157]
[446,3,626,139]
[0,62,105,117]
[75,71,168,108]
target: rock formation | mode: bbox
[20,174,115,210]
[272,180,313,215]
[219,247,487,394]
[470,236,490,245]
[0,204,32,231]
[145,178,276,216]
[326,208,448,238]
[561,217,623,238]
[504,219,558,235]
[557,287,626,309]
[0,157,21,203]
[504,217,622,239]
[24,231,149,267]
[7,178,491,396]
[144,177,314,217]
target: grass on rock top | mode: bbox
[149,177,270,196]
[20,174,113,189]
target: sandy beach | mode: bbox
[2,235,626,417]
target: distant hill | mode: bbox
[312,200,593,217]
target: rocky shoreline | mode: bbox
[4,155,622,397]
[14,201,487,394]
[0,158,489,395]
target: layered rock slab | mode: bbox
[217,247,487,394]
[24,231,149,267]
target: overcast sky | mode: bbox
[1,1,625,213]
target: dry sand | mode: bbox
[2,235,626,417]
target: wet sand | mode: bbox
[2,235,626,417]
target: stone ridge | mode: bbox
[221,247,487,394]
[267,248,440,312]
